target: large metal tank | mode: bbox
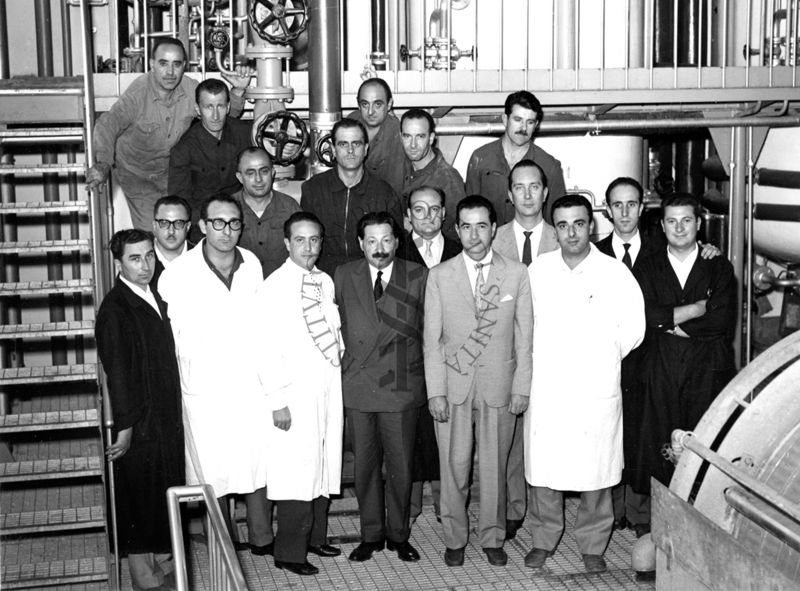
[655,330,800,589]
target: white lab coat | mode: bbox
[159,242,269,497]
[524,245,645,491]
[255,259,344,501]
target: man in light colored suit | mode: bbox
[425,195,533,568]
[334,212,428,564]
[492,159,558,540]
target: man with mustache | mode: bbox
[334,212,428,564]
[302,119,402,275]
[465,91,566,226]
[231,147,300,278]
[87,38,253,231]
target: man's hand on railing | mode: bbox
[106,427,133,462]
[86,161,111,192]
[273,407,291,431]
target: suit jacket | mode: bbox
[595,230,662,271]
[493,221,558,262]
[397,231,461,268]
[424,250,533,407]
[334,257,428,412]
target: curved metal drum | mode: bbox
[669,329,800,584]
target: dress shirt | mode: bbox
[611,230,642,267]
[402,149,466,239]
[667,243,699,289]
[463,251,493,295]
[155,242,186,269]
[411,231,444,267]
[119,276,162,318]
[368,261,394,292]
[512,219,544,261]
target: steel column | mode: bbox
[308,0,341,176]
[729,127,747,369]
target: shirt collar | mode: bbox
[611,229,641,249]
[368,261,394,285]
[119,275,153,296]
[155,241,186,265]
[146,71,185,104]
[201,241,244,290]
[462,250,493,268]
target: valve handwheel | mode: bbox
[315,133,335,168]
[248,0,308,45]
[253,111,308,166]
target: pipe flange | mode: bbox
[245,87,295,101]
[245,44,294,60]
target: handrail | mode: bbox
[167,485,249,591]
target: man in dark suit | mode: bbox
[425,195,533,568]
[150,195,193,291]
[334,212,428,563]
[397,185,460,527]
[96,229,184,590]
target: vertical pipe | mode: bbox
[371,0,386,70]
[574,0,580,88]
[600,0,605,89]
[387,0,399,73]
[646,0,654,86]
[729,127,746,369]
[746,0,752,84]
[36,0,68,366]
[308,0,341,176]
[722,0,728,86]
[556,0,576,70]
[745,127,754,363]
[0,0,8,76]
[672,0,678,86]
[549,0,556,90]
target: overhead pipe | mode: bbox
[35,0,67,366]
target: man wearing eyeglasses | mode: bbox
[492,160,559,542]
[159,194,274,558]
[301,118,402,275]
[232,147,300,278]
[400,109,465,240]
[150,195,193,290]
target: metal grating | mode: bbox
[0,201,89,214]
[0,240,91,255]
[0,364,97,386]
[0,280,94,296]
[0,456,103,483]
[0,409,99,434]
[1,505,105,536]
[0,321,95,340]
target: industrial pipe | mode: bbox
[755,168,800,189]
[370,0,386,69]
[725,486,800,554]
[752,266,800,290]
[753,203,800,222]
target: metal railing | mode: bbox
[167,485,249,591]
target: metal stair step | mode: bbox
[0,201,89,214]
[0,127,84,142]
[0,455,103,483]
[0,409,99,434]
[0,163,85,175]
[0,364,97,386]
[0,239,91,255]
[0,279,94,296]
[1,557,107,589]
[0,320,94,340]
[0,505,105,536]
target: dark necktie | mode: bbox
[373,270,384,301]
[622,243,632,270]
[522,231,533,266]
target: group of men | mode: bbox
[93,36,736,590]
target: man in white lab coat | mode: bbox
[254,211,345,576]
[524,194,645,574]
[158,194,273,556]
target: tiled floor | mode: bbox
[122,492,654,591]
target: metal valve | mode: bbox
[248,0,309,45]
[253,110,309,166]
[208,27,230,50]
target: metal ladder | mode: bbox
[0,2,113,588]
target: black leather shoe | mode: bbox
[308,544,341,557]
[386,540,420,562]
[633,523,651,538]
[348,540,385,562]
[483,547,508,566]
[613,516,630,531]
[274,559,319,576]
[505,518,524,540]
[444,547,465,567]
[249,541,274,556]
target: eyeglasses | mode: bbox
[155,219,189,230]
[409,205,442,220]
[206,218,243,231]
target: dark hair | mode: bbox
[356,211,401,240]
[151,38,187,62]
[504,90,543,121]
[236,146,272,170]
[357,78,393,103]
[109,229,154,261]
[195,78,229,104]
[457,195,497,226]
[200,193,243,221]
[154,195,191,220]
[605,177,644,204]
[400,108,435,134]
[551,194,593,221]
[508,159,548,191]
[661,192,701,218]
[284,211,324,239]
[333,118,368,145]
[407,185,445,209]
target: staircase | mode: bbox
[0,5,114,586]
